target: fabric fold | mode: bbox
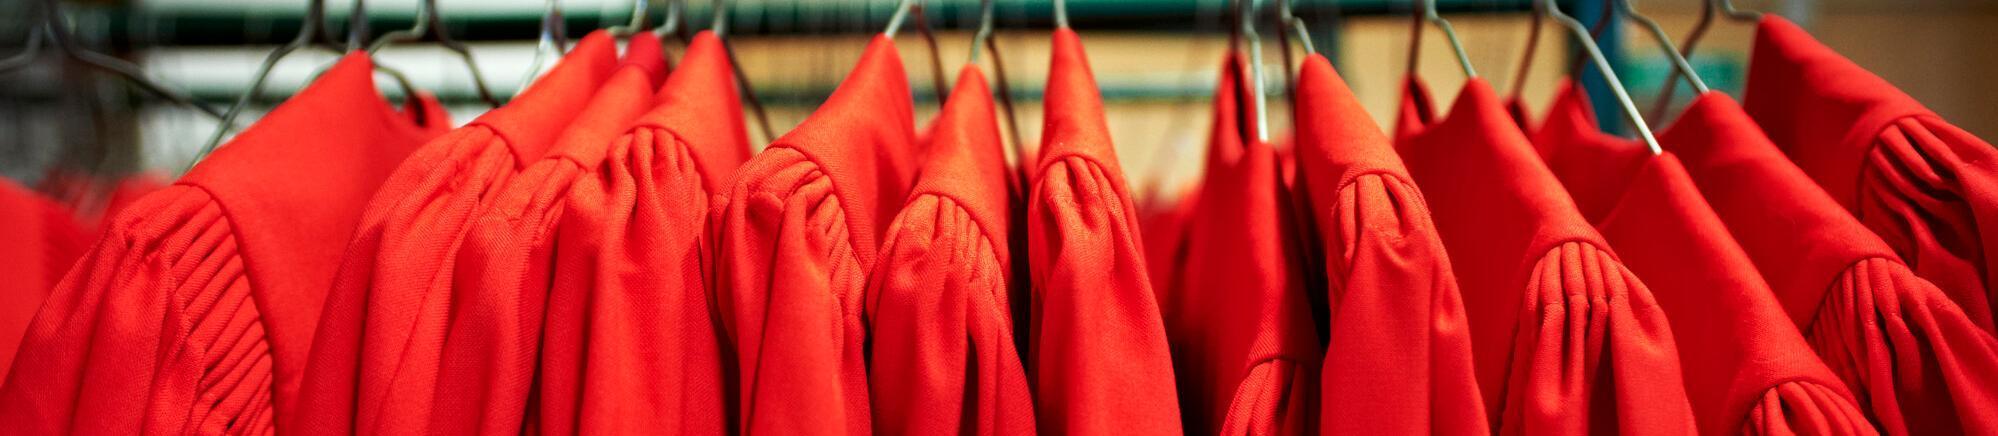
[1744,16,1998,333]
[1393,77,1695,435]
[710,34,919,435]
[1161,51,1318,436]
[293,31,621,436]
[1024,27,1184,435]
[1,53,446,435]
[532,31,745,435]
[1534,86,1874,436]
[1292,55,1489,435]
[865,65,1035,436]
[1668,93,1998,436]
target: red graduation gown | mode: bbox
[1159,52,1316,435]
[1666,93,1998,436]
[1743,16,1998,333]
[1533,85,1874,435]
[1394,78,1696,435]
[426,38,664,435]
[1024,28,1183,435]
[0,53,447,435]
[293,31,621,436]
[865,65,1036,436]
[535,32,745,435]
[1291,55,1488,435]
[0,179,89,383]
[711,35,919,435]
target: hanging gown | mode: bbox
[1024,27,1184,435]
[1393,77,1695,435]
[1742,16,1998,333]
[1666,93,1998,436]
[865,65,1036,436]
[532,31,745,436]
[422,37,665,435]
[293,31,621,436]
[0,179,89,383]
[1289,55,1488,435]
[1160,52,1317,436]
[1532,83,1874,435]
[710,35,919,435]
[0,53,449,435]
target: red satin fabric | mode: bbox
[0,53,446,435]
[711,35,918,435]
[536,31,745,435]
[426,38,664,435]
[1291,55,1488,435]
[0,179,89,383]
[1744,16,1998,333]
[1158,52,1317,435]
[1666,93,1998,436]
[1393,77,1695,435]
[293,32,621,436]
[1533,85,1874,435]
[865,65,1036,436]
[1024,28,1183,435]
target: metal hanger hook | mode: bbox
[1540,0,1661,154]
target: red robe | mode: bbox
[1024,28,1184,435]
[0,53,448,435]
[1666,93,1998,436]
[710,35,918,435]
[1291,55,1488,435]
[426,37,664,435]
[292,31,621,436]
[0,179,89,383]
[535,32,745,435]
[865,65,1036,436]
[1533,84,1874,435]
[1743,16,1998,333]
[1160,52,1317,435]
[1393,78,1695,435]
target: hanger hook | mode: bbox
[609,0,651,36]
[654,0,688,40]
[1541,0,1661,154]
[1238,0,1269,142]
[885,0,919,37]
[1653,0,1759,118]
[1055,0,1070,28]
[367,0,500,107]
[1408,0,1477,80]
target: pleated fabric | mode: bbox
[292,31,621,436]
[1743,16,1998,333]
[1290,55,1488,436]
[535,31,745,435]
[1023,28,1183,435]
[0,53,447,435]
[1533,84,1875,435]
[1159,52,1317,436]
[425,38,665,435]
[1667,93,1998,436]
[0,179,89,383]
[710,35,918,435]
[1393,77,1696,435]
[865,65,1036,436]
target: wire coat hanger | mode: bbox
[1539,0,1661,154]
[1407,0,1477,80]
[967,0,1023,155]
[20,0,224,120]
[709,0,775,143]
[1653,0,1760,118]
[368,0,501,107]
[0,21,46,73]
[519,0,570,92]
[1239,0,1270,142]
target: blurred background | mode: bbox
[0,0,1992,204]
